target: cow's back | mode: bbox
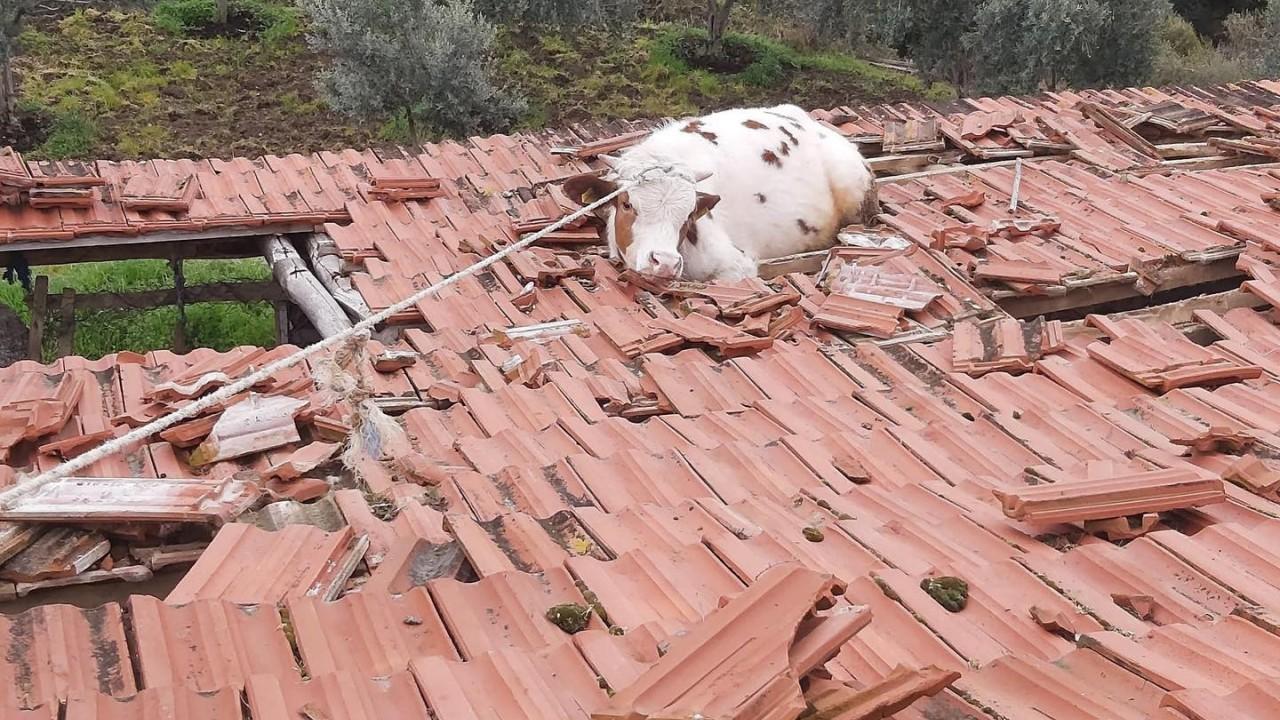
[639,105,872,261]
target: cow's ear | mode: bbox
[563,173,619,206]
[692,192,720,220]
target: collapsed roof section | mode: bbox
[1,79,1280,719]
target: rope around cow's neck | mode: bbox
[0,163,683,506]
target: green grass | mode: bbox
[152,0,301,43]
[0,259,276,361]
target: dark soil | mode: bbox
[0,108,52,152]
[0,305,29,368]
[187,8,269,40]
[675,34,759,73]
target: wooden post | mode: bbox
[55,288,76,359]
[27,275,48,361]
[274,301,290,346]
[170,255,188,354]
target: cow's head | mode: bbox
[563,156,720,280]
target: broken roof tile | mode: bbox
[165,524,365,605]
[993,468,1226,524]
[594,562,870,720]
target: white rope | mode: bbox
[2,167,667,505]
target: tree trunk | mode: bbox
[0,57,15,128]
[707,0,734,56]
[215,0,230,25]
[404,105,418,142]
[260,236,353,339]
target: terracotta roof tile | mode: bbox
[288,589,458,676]
[128,594,297,692]
[165,524,365,605]
[0,603,134,707]
[63,686,244,720]
[246,671,431,720]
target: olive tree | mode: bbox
[470,0,641,25]
[300,0,525,140]
[1,0,33,126]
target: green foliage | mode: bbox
[152,0,218,34]
[33,110,98,159]
[301,0,525,138]
[1169,0,1265,37]
[472,0,641,25]
[1222,4,1280,77]
[152,0,300,42]
[1151,13,1252,86]
[0,260,276,361]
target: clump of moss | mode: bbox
[803,526,825,542]
[920,576,969,613]
[546,603,592,634]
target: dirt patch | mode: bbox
[0,306,27,368]
[0,107,52,152]
[675,34,760,73]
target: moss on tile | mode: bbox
[920,576,969,613]
[545,603,593,634]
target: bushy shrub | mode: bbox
[470,0,642,25]
[300,0,525,139]
[152,0,299,41]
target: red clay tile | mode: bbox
[993,468,1226,524]
[166,524,365,604]
[288,588,458,676]
[247,671,431,720]
[0,603,135,707]
[129,594,297,692]
[410,644,607,720]
[63,686,243,720]
[0,476,260,524]
[594,562,870,720]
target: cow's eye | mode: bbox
[621,202,633,211]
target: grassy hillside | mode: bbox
[0,3,947,362]
[10,5,946,160]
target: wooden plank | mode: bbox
[1080,102,1162,160]
[1061,289,1266,339]
[56,288,76,359]
[999,257,1244,319]
[275,301,291,345]
[0,224,316,256]
[172,256,188,354]
[71,280,286,312]
[27,275,48,361]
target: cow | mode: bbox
[562,104,877,282]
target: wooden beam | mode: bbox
[27,275,48,362]
[71,280,286,312]
[261,236,353,338]
[1061,289,1266,339]
[998,256,1244,319]
[274,301,290,346]
[875,155,1061,186]
[305,232,372,320]
[55,288,76,359]
[0,224,317,259]
[2,238,270,266]
[170,256,188,354]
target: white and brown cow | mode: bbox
[563,104,877,281]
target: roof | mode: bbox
[2,79,1280,718]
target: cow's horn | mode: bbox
[693,169,713,182]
